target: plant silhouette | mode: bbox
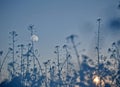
[0,25,119,87]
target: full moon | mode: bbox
[31,35,39,42]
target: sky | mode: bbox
[0,0,120,81]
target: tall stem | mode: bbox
[97,19,101,72]
[97,18,101,87]
[67,35,81,69]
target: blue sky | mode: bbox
[0,0,120,63]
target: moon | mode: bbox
[31,35,39,42]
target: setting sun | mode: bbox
[93,76,100,85]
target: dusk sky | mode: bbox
[0,0,120,67]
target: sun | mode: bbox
[93,75,100,85]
